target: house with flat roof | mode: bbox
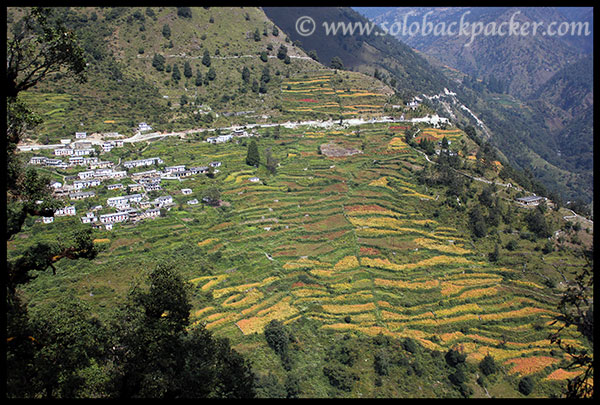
[515,196,546,206]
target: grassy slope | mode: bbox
[10,122,592,398]
[15,7,393,144]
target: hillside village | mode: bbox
[28,124,257,230]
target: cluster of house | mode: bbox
[205,129,254,144]
[406,97,422,110]
[36,150,222,230]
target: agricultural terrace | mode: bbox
[281,70,391,120]
[11,121,587,386]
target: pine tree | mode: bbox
[207,67,216,81]
[242,66,250,84]
[202,49,211,67]
[246,140,260,167]
[162,24,171,39]
[183,61,192,79]
[171,64,181,82]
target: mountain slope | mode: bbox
[263,6,452,97]
[12,6,392,142]
[352,6,593,206]
[358,6,590,99]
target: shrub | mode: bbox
[445,348,466,367]
[479,354,498,376]
[518,376,535,396]
[323,364,359,391]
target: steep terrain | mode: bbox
[351,6,593,206]
[7,6,593,399]
[12,7,392,142]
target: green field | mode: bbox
[8,121,591,397]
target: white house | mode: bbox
[187,199,199,205]
[55,206,76,216]
[249,177,260,182]
[80,215,97,224]
[42,216,54,224]
[73,179,101,190]
[29,156,47,165]
[73,148,93,156]
[123,157,163,169]
[138,122,152,132]
[69,156,85,166]
[75,131,87,139]
[54,148,74,156]
[78,170,95,179]
[209,161,222,168]
[107,194,142,207]
[99,211,129,224]
[145,208,161,218]
[154,195,173,207]
[165,165,186,173]
[206,134,233,144]
[516,196,546,206]
[69,191,95,200]
[181,188,192,195]
[142,183,161,192]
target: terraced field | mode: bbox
[281,70,391,119]
[13,122,588,393]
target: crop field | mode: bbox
[11,121,590,394]
[281,70,389,119]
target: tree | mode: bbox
[176,7,192,18]
[28,296,105,398]
[549,248,593,398]
[469,206,487,238]
[308,49,319,61]
[445,347,466,368]
[260,66,271,83]
[162,24,171,39]
[207,67,216,81]
[276,44,287,60]
[330,56,344,70]
[526,209,551,238]
[202,49,211,67]
[6,9,100,397]
[518,376,535,396]
[272,25,279,36]
[183,61,192,79]
[259,51,268,63]
[241,66,250,84]
[264,320,291,369]
[479,354,498,376]
[195,69,203,86]
[109,263,256,398]
[265,147,278,174]
[171,63,181,82]
[6,7,87,98]
[246,140,260,167]
[488,243,500,262]
[202,186,221,206]
[253,28,261,41]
